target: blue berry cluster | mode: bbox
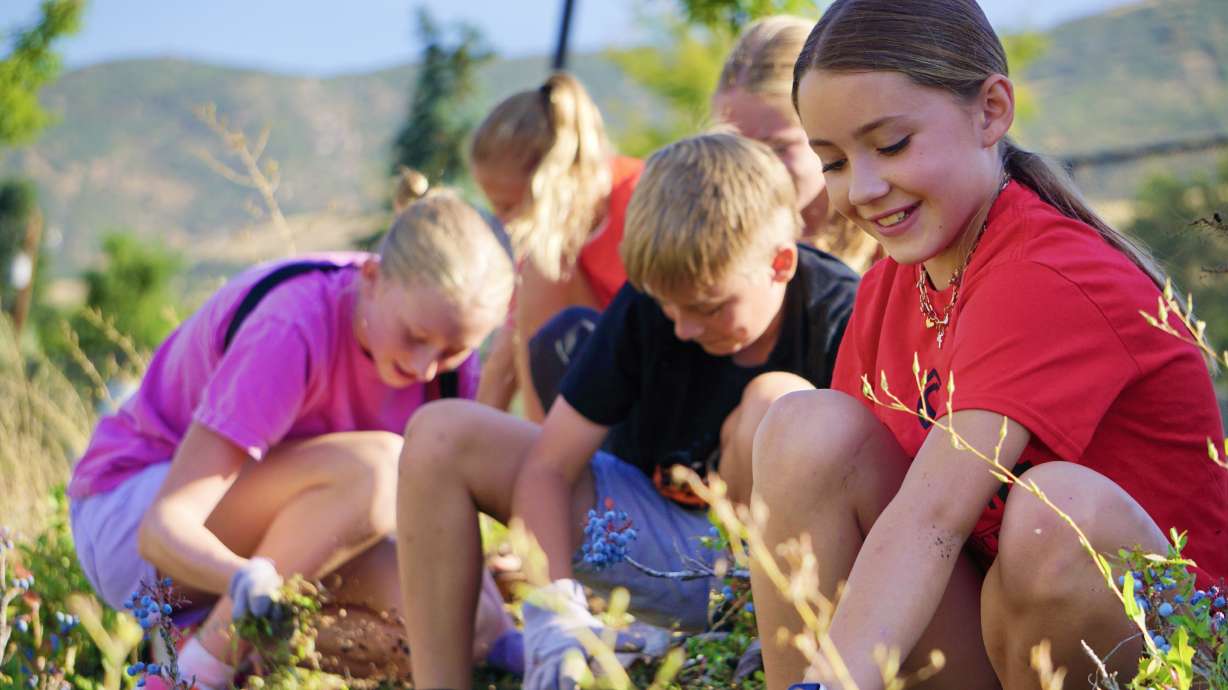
[580,507,638,571]
[123,585,175,630]
[127,661,166,687]
[1120,565,1227,655]
[10,573,35,590]
[121,577,192,689]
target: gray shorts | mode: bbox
[69,461,167,610]
[576,452,716,632]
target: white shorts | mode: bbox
[69,461,168,610]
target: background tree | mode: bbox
[1126,156,1228,352]
[390,7,492,186]
[0,0,85,146]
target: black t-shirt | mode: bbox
[559,244,860,480]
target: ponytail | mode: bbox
[470,72,612,279]
[1001,138,1167,291]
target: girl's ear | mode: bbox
[359,256,381,295]
[977,74,1015,149]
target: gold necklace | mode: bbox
[915,176,1010,349]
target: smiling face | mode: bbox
[355,259,499,388]
[713,88,827,222]
[795,69,1012,283]
[652,243,796,365]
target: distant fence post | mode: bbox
[552,0,577,71]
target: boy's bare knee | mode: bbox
[752,389,877,497]
[740,371,813,409]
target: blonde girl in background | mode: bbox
[713,15,880,274]
[469,71,644,420]
[67,189,520,689]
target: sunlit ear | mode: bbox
[770,243,798,284]
[977,74,1015,148]
[359,256,381,296]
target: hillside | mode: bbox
[0,0,1225,277]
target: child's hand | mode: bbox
[228,556,283,620]
[522,578,644,690]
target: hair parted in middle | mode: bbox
[379,188,514,320]
[717,14,813,99]
[470,71,612,280]
[621,131,800,298]
[716,14,879,273]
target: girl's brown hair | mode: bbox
[470,72,611,280]
[791,0,1166,289]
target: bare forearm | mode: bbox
[139,504,244,594]
[476,326,517,411]
[822,504,961,690]
[513,324,547,422]
[511,465,577,582]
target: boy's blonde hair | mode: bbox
[379,190,513,319]
[621,132,799,297]
[470,72,611,280]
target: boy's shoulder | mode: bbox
[792,243,861,314]
[796,243,861,285]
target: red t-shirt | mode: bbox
[577,156,644,309]
[832,181,1227,580]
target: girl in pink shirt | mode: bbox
[68,190,517,688]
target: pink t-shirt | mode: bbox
[68,252,479,499]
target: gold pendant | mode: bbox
[925,318,935,328]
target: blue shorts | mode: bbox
[575,452,716,632]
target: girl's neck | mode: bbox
[922,174,1006,290]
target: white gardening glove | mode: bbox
[522,579,646,690]
[228,556,283,621]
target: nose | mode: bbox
[405,347,440,383]
[847,158,889,209]
[673,314,703,342]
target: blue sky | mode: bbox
[2,0,1140,76]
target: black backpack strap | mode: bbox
[225,260,464,400]
[223,262,343,351]
[430,370,460,401]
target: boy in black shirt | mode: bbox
[395,132,859,690]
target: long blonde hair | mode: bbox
[470,72,612,280]
[622,132,799,298]
[792,0,1166,289]
[379,189,514,319]
[717,15,878,273]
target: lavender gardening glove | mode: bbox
[228,556,283,621]
[522,579,645,690]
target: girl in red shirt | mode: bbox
[468,72,642,421]
[753,1,1228,689]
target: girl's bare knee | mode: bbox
[400,399,472,479]
[995,462,1164,605]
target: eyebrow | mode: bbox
[809,115,905,147]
